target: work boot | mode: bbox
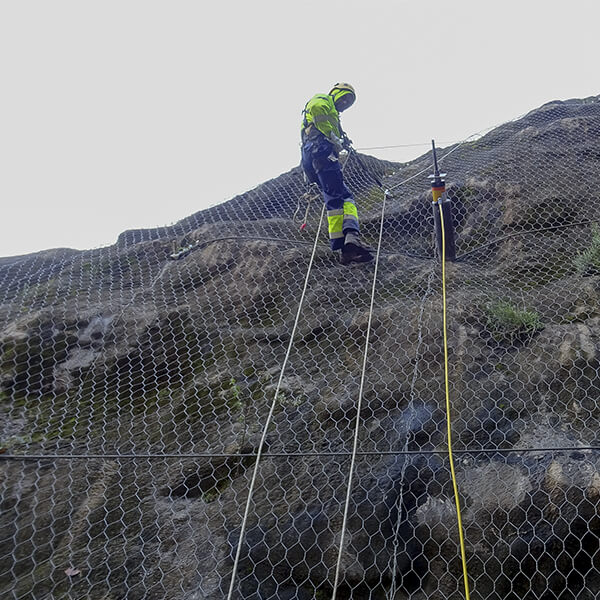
[340,232,374,265]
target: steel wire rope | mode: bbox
[356,124,497,157]
[385,115,524,193]
[164,207,600,265]
[225,200,326,600]
[3,445,600,461]
[167,234,433,260]
[227,150,385,598]
[388,267,436,599]
[357,98,598,157]
[439,204,471,600]
[387,137,477,193]
[357,141,461,151]
[454,219,600,262]
[330,188,390,600]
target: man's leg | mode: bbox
[301,144,320,186]
[315,156,372,263]
[315,156,357,251]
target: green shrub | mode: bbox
[574,225,600,275]
[484,300,543,342]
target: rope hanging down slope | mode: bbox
[226,152,389,599]
[226,143,473,599]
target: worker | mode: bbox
[301,83,373,265]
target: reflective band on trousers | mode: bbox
[327,209,344,239]
[327,201,359,239]
[343,200,359,230]
[343,200,358,220]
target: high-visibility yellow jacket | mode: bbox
[301,94,342,142]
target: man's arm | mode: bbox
[309,101,340,140]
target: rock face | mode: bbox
[2,95,600,599]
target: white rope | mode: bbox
[226,203,326,600]
[331,188,389,599]
[227,145,364,598]
[228,122,497,597]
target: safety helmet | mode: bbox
[329,82,356,111]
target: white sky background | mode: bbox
[1,0,598,257]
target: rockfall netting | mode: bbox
[2,95,600,599]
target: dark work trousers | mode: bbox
[301,137,359,251]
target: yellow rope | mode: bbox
[438,203,471,600]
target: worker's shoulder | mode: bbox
[306,93,334,110]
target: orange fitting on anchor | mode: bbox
[432,184,445,204]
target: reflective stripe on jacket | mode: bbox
[301,94,341,141]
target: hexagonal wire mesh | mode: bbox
[2,95,600,599]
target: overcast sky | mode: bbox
[1,0,598,257]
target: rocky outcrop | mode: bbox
[2,95,600,599]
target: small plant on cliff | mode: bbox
[228,377,242,410]
[573,225,600,275]
[484,300,543,342]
